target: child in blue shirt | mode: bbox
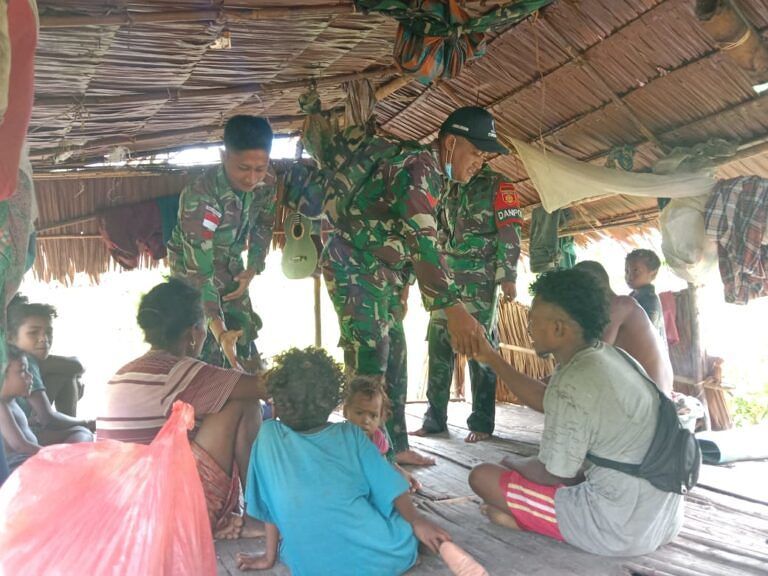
[237,347,451,575]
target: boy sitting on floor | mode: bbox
[0,345,41,474]
[468,269,684,557]
[237,347,450,575]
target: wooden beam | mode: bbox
[29,113,314,162]
[39,4,358,28]
[35,66,397,108]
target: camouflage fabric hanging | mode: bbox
[354,0,553,83]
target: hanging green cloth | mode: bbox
[355,0,552,84]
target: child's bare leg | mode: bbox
[480,505,521,530]
[468,463,520,530]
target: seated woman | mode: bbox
[96,278,268,539]
[6,295,93,445]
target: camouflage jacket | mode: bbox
[437,164,521,286]
[299,94,460,311]
[167,164,277,321]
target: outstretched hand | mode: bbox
[472,334,497,366]
[223,269,256,302]
[501,281,517,303]
[412,516,452,554]
[445,304,484,356]
[219,329,244,370]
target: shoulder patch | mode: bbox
[494,182,522,228]
[201,204,222,239]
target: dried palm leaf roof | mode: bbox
[27,0,768,283]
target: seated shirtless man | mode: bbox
[575,261,673,396]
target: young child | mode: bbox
[343,375,421,492]
[625,249,666,338]
[236,347,451,575]
[0,345,41,474]
[7,295,93,445]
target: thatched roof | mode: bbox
[27,0,768,282]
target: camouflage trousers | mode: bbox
[422,282,499,434]
[322,254,411,453]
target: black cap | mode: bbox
[440,106,508,154]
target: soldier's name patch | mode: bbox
[494,182,522,227]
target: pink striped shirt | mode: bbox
[97,350,240,444]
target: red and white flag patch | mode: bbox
[494,182,522,228]
[201,205,222,239]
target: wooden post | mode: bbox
[314,275,322,348]
[687,284,712,430]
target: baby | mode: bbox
[343,375,421,492]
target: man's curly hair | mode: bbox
[267,347,344,431]
[530,268,610,342]
[344,374,391,421]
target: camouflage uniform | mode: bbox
[167,164,277,367]
[422,164,522,434]
[299,92,460,452]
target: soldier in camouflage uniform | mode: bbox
[414,164,522,442]
[298,90,507,463]
[167,116,276,369]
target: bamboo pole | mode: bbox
[314,275,322,347]
[39,4,358,28]
[35,66,397,108]
[37,234,102,240]
[374,76,412,101]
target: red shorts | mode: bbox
[498,470,565,541]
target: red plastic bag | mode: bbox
[0,401,216,575]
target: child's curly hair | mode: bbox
[267,347,344,431]
[344,374,391,421]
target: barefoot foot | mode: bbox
[480,504,520,531]
[396,449,436,467]
[409,426,447,438]
[464,431,491,443]
[240,516,266,539]
[214,513,244,540]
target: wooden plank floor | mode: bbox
[216,403,768,576]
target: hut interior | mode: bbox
[9,0,768,574]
